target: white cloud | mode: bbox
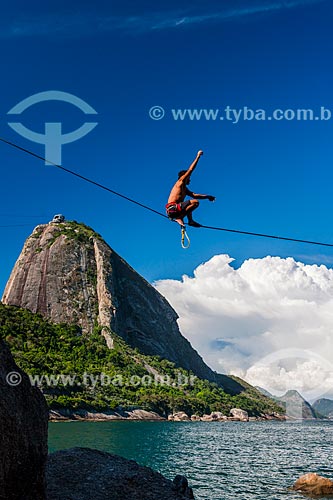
[148,0,325,31]
[155,254,333,401]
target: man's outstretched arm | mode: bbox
[186,188,215,201]
[179,150,203,182]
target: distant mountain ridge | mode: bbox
[312,398,333,418]
[276,390,317,419]
[256,387,320,419]
[255,386,275,399]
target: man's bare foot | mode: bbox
[174,218,186,228]
[188,220,201,227]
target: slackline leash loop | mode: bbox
[181,226,190,249]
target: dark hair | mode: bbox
[178,170,187,179]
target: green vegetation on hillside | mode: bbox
[0,303,284,417]
[44,220,103,248]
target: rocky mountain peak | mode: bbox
[2,220,218,382]
[276,390,317,419]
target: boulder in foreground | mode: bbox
[47,447,194,500]
[0,339,48,500]
[292,473,333,496]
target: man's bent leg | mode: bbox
[184,200,201,226]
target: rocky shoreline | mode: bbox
[169,409,285,422]
[49,408,165,421]
[49,407,286,422]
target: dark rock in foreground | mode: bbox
[47,447,194,500]
[0,339,49,500]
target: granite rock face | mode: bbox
[230,408,249,421]
[168,411,191,421]
[201,412,226,421]
[49,408,165,421]
[46,447,194,500]
[2,221,218,382]
[0,339,49,500]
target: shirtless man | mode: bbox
[165,150,215,228]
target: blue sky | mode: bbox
[1,0,333,296]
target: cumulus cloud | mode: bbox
[154,255,333,401]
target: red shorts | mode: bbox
[165,200,190,218]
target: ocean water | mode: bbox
[48,420,333,500]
